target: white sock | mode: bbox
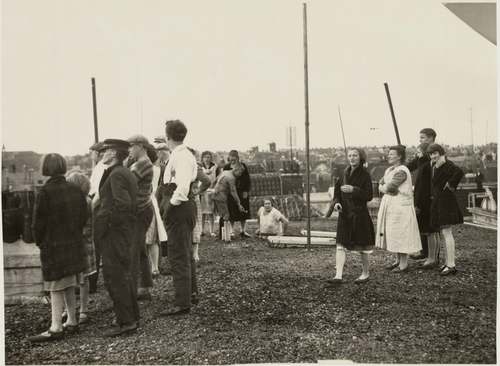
[360,253,369,278]
[50,291,65,332]
[335,247,346,279]
[442,227,456,268]
[64,287,78,326]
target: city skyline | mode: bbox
[2,0,497,156]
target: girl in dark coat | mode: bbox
[224,150,251,238]
[29,154,88,342]
[428,144,464,276]
[325,148,375,284]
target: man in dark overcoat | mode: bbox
[94,139,139,336]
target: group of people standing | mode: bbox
[326,128,464,285]
[28,119,254,342]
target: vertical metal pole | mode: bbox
[303,3,311,249]
[91,77,99,143]
[290,126,294,161]
[384,82,401,145]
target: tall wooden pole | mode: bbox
[384,82,401,145]
[337,105,349,162]
[91,77,99,143]
[303,3,311,249]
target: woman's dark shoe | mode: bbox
[62,323,79,334]
[440,266,457,276]
[354,276,370,284]
[410,252,426,260]
[28,330,64,343]
[392,266,409,273]
[384,262,399,270]
[420,261,437,270]
[325,278,344,287]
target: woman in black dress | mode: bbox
[325,148,375,284]
[224,150,251,238]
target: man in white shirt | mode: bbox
[159,120,198,316]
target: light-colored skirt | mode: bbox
[192,196,203,243]
[200,191,214,214]
[145,215,159,245]
[375,194,422,254]
[44,274,79,292]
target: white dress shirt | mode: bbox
[89,160,107,198]
[162,144,197,205]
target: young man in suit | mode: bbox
[407,128,439,263]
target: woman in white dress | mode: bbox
[199,151,217,237]
[145,145,168,277]
[376,145,422,272]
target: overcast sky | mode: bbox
[2,0,497,155]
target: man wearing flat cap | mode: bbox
[94,139,139,336]
[88,141,107,293]
[159,119,198,316]
[127,134,154,301]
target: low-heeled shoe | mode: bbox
[440,266,457,276]
[28,330,64,343]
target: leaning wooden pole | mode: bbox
[91,77,99,143]
[337,105,349,162]
[384,82,401,145]
[303,3,311,249]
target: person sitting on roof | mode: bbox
[255,199,289,237]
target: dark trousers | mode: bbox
[165,200,197,309]
[132,206,154,294]
[100,227,139,326]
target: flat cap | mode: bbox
[89,141,105,152]
[127,134,150,146]
[154,136,167,144]
[102,139,130,151]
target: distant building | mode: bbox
[269,142,276,153]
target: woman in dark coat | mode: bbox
[224,150,251,238]
[28,153,88,342]
[325,148,375,284]
[428,144,464,276]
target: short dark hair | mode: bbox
[419,128,437,141]
[427,143,446,156]
[165,120,187,142]
[389,145,406,163]
[66,171,91,196]
[228,150,239,160]
[41,153,67,177]
[201,151,213,160]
